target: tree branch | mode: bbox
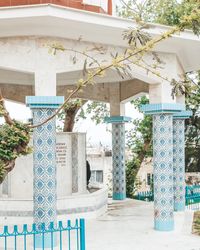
[0,89,14,126]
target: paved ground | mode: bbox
[86,199,200,250]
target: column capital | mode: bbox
[140,103,185,115]
[26,96,64,109]
[104,116,131,123]
[173,110,192,119]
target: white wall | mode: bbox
[0,132,86,199]
[0,188,108,227]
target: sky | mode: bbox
[74,101,143,147]
[3,100,142,148]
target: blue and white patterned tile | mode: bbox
[32,108,57,228]
[153,114,174,231]
[112,123,126,200]
[173,119,185,211]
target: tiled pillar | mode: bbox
[26,96,64,248]
[105,116,131,200]
[173,111,192,212]
[140,103,184,231]
[153,114,174,231]
[112,122,126,200]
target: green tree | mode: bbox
[119,0,199,27]
[126,96,152,197]
[185,72,200,172]
[58,99,109,132]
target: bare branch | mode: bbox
[29,85,82,128]
[29,25,185,129]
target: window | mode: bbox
[91,170,103,183]
[147,173,151,186]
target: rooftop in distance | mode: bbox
[0,0,113,15]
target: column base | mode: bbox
[35,233,57,248]
[154,220,174,231]
[174,202,185,212]
[113,193,126,200]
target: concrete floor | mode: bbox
[86,199,200,250]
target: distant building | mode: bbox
[87,146,112,191]
[136,158,153,193]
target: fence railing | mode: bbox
[0,218,85,250]
[133,191,154,202]
[186,185,200,210]
[134,185,200,211]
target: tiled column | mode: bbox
[141,103,184,231]
[112,122,126,200]
[26,96,64,248]
[173,111,192,212]
[153,114,174,231]
[105,116,131,200]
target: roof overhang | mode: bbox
[0,4,199,72]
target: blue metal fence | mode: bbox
[186,185,200,210]
[134,185,200,210]
[0,219,86,250]
[133,191,154,202]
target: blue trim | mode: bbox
[26,96,64,108]
[174,202,185,212]
[154,220,174,231]
[104,116,131,123]
[140,103,185,115]
[0,219,85,250]
[173,110,192,119]
[113,193,126,200]
[80,219,86,250]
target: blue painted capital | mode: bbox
[173,110,192,119]
[104,116,131,123]
[140,103,185,115]
[26,96,64,109]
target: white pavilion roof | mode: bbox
[0,4,199,72]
